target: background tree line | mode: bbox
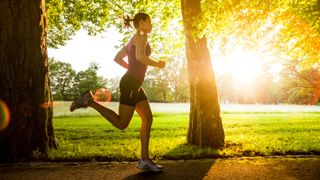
[49,57,190,103]
[50,56,319,105]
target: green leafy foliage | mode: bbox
[49,58,77,100]
[46,0,181,49]
[106,77,121,101]
[49,59,107,100]
[46,0,111,48]
[144,56,189,102]
[74,62,107,96]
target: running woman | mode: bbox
[70,13,166,172]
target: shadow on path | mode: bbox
[123,159,215,180]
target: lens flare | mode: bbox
[40,101,63,109]
[94,88,112,102]
[0,100,10,131]
[40,101,54,109]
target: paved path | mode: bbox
[0,157,319,180]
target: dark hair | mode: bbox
[124,13,150,29]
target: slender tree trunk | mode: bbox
[163,90,167,102]
[181,0,225,148]
[0,0,57,161]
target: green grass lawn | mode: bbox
[44,109,320,161]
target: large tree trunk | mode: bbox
[181,0,225,148]
[0,0,57,161]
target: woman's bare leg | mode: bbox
[88,100,135,130]
[135,100,153,160]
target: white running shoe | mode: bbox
[137,159,163,172]
[70,91,93,112]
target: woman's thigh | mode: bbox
[135,100,152,122]
[119,104,135,126]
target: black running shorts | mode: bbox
[120,73,148,107]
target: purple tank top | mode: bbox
[125,38,151,83]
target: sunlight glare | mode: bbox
[215,47,263,85]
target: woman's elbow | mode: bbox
[114,55,121,62]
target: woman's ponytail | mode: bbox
[123,15,133,28]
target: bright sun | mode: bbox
[227,49,262,83]
[213,46,264,85]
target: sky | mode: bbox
[48,28,127,79]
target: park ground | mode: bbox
[0,156,320,180]
[1,103,320,179]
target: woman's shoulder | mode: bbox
[132,33,147,46]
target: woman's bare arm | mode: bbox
[114,46,129,69]
[135,34,165,68]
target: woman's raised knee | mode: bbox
[118,116,131,130]
[118,122,129,130]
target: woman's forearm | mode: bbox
[114,58,128,69]
[140,55,160,67]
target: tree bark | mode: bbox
[0,0,57,161]
[181,0,225,148]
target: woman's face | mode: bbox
[140,18,152,33]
